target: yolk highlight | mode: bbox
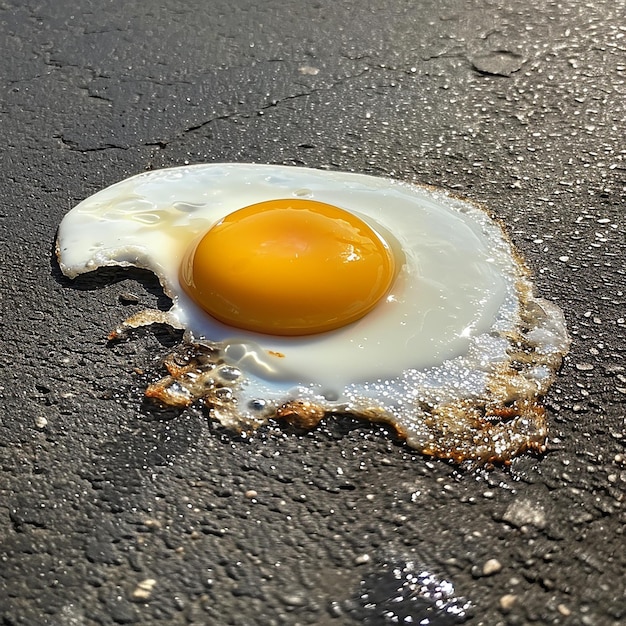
[180,199,396,335]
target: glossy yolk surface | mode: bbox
[180,199,396,335]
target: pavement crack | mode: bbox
[57,135,129,153]
[178,66,373,140]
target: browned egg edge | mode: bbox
[116,267,569,467]
[100,192,570,467]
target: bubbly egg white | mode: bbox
[57,164,519,391]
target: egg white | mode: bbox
[57,164,518,383]
[56,164,570,461]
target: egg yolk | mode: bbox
[180,198,396,335]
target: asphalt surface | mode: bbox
[1,1,624,625]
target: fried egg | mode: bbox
[56,164,570,463]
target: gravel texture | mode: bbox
[1,1,624,625]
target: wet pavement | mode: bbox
[1,1,624,624]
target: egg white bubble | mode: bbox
[57,164,570,461]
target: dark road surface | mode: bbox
[1,1,624,625]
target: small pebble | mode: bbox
[143,519,162,529]
[575,363,594,371]
[34,415,48,429]
[282,593,306,607]
[298,65,320,75]
[119,292,140,304]
[499,594,517,611]
[558,603,572,616]
[501,500,547,529]
[354,554,370,565]
[244,490,258,499]
[328,600,343,617]
[482,558,502,576]
[132,578,157,601]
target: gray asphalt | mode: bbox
[1,1,624,625]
